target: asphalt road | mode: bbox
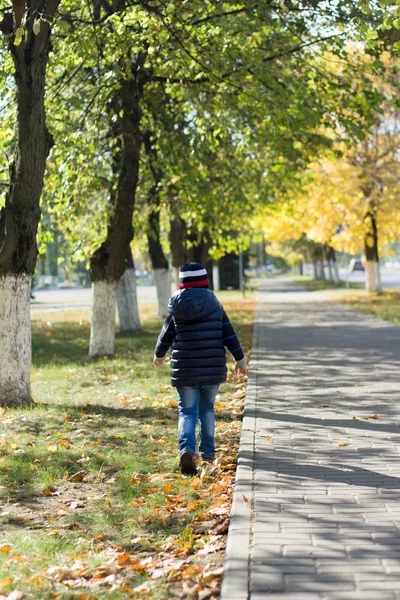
[30,267,400,312]
[30,284,163,311]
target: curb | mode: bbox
[220,295,261,600]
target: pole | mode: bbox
[239,246,244,296]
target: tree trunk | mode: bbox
[213,261,221,292]
[89,65,144,359]
[116,248,141,334]
[364,210,382,294]
[144,131,171,318]
[173,266,180,289]
[0,275,32,406]
[298,259,303,276]
[89,280,118,358]
[170,215,187,284]
[319,258,326,280]
[312,260,318,280]
[186,230,214,288]
[327,255,334,282]
[326,246,340,285]
[0,2,61,406]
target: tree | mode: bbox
[262,79,400,294]
[39,0,392,355]
[0,0,61,406]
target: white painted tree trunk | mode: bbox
[173,267,180,290]
[213,263,220,292]
[0,275,32,406]
[365,260,382,294]
[327,259,334,282]
[116,268,141,334]
[154,268,171,318]
[89,280,118,359]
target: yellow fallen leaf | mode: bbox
[129,477,141,485]
[43,487,60,496]
[27,574,44,585]
[68,471,85,483]
[116,553,139,567]
[0,577,13,588]
[48,531,60,536]
[338,442,349,447]
[242,494,249,504]
[0,547,12,554]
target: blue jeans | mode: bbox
[176,385,219,459]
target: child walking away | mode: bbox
[153,262,248,475]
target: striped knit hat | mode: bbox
[178,262,209,289]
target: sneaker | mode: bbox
[201,455,215,463]
[179,451,197,476]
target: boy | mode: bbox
[153,262,247,475]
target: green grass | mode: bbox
[337,289,400,327]
[290,275,400,329]
[0,297,255,599]
[290,274,364,291]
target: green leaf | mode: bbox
[14,26,24,46]
[33,20,41,36]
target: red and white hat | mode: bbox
[178,262,209,289]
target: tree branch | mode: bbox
[12,0,24,27]
[190,7,247,26]
[44,0,62,19]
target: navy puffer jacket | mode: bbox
[168,288,226,387]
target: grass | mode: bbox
[336,289,400,327]
[290,274,400,328]
[290,274,364,291]
[0,295,255,599]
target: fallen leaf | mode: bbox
[7,592,24,600]
[116,553,139,567]
[0,578,13,589]
[0,547,12,554]
[68,471,85,483]
[242,494,249,505]
[43,487,60,496]
[26,575,43,585]
[7,556,27,563]
[338,442,349,447]
[129,477,141,485]
[69,501,86,510]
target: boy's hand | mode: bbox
[234,363,248,378]
[153,357,165,366]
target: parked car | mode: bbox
[349,258,365,272]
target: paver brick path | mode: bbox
[221,278,400,600]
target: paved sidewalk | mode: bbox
[222,278,400,600]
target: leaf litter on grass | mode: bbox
[0,298,255,599]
